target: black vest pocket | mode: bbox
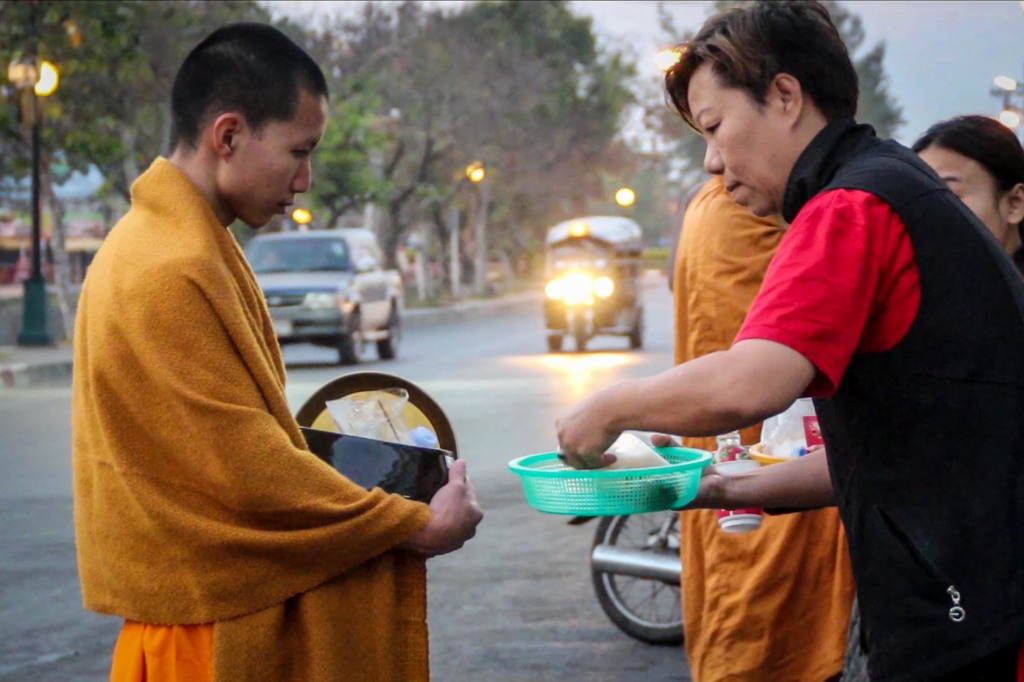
[858,505,963,636]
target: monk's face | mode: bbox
[218,89,328,228]
[687,63,803,217]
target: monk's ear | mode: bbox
[209,112,245,160]
[767,73,804,125]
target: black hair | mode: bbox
[666,1,858,130]
[170,23,328,150]
[912,115,1024,272]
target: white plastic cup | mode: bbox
[713,459,763,533]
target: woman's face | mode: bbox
[687,64,800,218]
[917,144,1024,251]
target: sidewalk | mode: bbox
[0,289,544,389]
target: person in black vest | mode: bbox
[914,115,1024,275]
[554,2,1024,680]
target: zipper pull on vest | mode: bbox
[947,585,965,623]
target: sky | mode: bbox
[267,1,1024,146]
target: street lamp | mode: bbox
[8,57,59,346]
[290,207,313,230]
[614,187,637,208]
[465,161,490,295]
[654,48,682,72]
[991,71,1024,140]
[999,107,1023,129]
[465,161,485,184]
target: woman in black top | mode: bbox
[914,115,1024,274]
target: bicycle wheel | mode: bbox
[590,511,684,645]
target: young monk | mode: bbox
[71,23,482,682]
[557,2,1024,679]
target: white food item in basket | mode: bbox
[601,433,670,470]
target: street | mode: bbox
[0,279,692,681]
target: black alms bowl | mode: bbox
[300,427,451,503]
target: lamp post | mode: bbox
[9,57,59,346]
[465,161,489,296]
[991,69,1024,142]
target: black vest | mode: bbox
[784,119,1024,681]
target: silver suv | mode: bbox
[245,228,403,365]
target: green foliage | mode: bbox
[307,77,391,229]
[1,1,643,281]
[0,0,272,201]
[305,0,636,271]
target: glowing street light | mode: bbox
[654,48,682,72]
[614,187,636,208]
[291,207,313,225]
[999,108,1022,129]
[34,61,59,96]
[994,75,1019,92]
[465,161,486,184]
[991,66,1024,140]
[7,58,38,89]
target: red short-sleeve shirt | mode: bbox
[736,187,1024,679]
[735,188,920,396]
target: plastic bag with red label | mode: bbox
[759,398,822,458]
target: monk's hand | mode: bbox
[398,460,483,557]
[555,391,620,470]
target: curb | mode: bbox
[403,291,541,328]
[1,359,73,389]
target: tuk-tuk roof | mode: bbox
[545,216,642,250]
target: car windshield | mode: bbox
[246,237,351,273]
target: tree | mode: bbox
[306,79,392,230]
[0,0,273,340]
[304,0,636,291]
[645,0,904,191]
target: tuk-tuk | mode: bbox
[543,216,644,352]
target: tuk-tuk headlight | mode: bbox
[548,272,595,304]
[593,276,614,298]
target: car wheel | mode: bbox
[376,306,400,360]
[337,311,363,365]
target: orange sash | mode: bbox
[110,621,212,682]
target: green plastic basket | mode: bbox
[507,446,712,516]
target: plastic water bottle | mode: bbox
[713,430,747,464]
[713,431,763,533]
[410,425,439,449]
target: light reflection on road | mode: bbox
[531,351,639,401]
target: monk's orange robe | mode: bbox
[110,623,212,682]
[673,177,855,682]
[74,158,433,682]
